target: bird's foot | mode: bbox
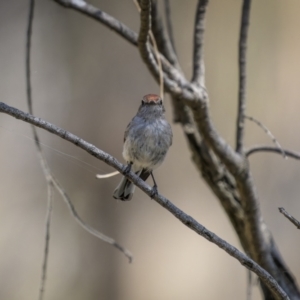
[124,162,132,175]
[150,184,158,199]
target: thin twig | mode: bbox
[236,0,252,154]
[246,146,300,160]
[51,176,133,261]
[26,2,54,299]
[0,102,290,300]
[245,115,286,159]
[279,207,300,230]
[38,183,53,300]
[247,270,252,300]
[26,0,132,269]
[192,0,209,86]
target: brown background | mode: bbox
[0,1,299,299]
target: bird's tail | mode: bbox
[113,170,150,201]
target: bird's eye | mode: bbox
[159,100,163,105]
[141,100,145,105]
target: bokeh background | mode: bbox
[0,1,300,299]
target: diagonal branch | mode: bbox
[38,183,53,300]
[236,0,252,154]
[279,207,300,230]
[192,0,209,86]
[0,101,289,300]
[26,2,55,298]
[26,0,132,264]
[246,146,300,160]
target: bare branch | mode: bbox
[247,270,253,300]
[53,0,138,46]
[245,115,286,159]
[38,183,53,300]
[246,146,300,160]
[192,0,209,86]
[0,102,290,300]
[26,0,35,115]
[279,207,300,230]
[163,0,177,55]
[26,2,55,298]
[51,174,133,262]
[27,0,132,265]
[236,0,252,153]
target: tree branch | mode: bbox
[0,101,290,300]
[236,0,252,153]
[192,0,209,86]
[279,207,300,230]
[246,146,300,160]
[245,115,286,159]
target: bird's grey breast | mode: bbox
[123,116,172,169]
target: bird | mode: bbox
[113,94,173,201]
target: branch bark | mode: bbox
[236,0,252,153]
[279,208,300,230]
[192,0,209,86]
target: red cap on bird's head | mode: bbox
[142,94,163,105]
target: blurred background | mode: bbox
[0,0,299,299]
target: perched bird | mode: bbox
[113,94,173,201]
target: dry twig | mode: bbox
[279,207,300,230]
[246,146,300,160]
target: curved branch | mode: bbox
[0,101,290,300]
[236,0,252,153]
[246,146,300,160]
[245,115,286,159]
[192,0,209,86]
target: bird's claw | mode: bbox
[124,163,132,175]
[150,185,158,199]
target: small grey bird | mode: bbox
[113,94,173,201]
